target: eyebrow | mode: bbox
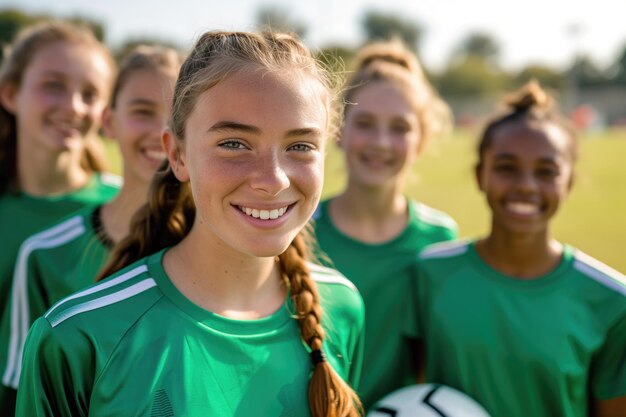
[207,121,322,138]
[127,98,157,106]
[494,153,559,165]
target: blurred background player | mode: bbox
[0,20,118,326]
[0,44,183,416]
[312,38,458,409]
[407,81,626,417]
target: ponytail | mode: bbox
[96,162,194,280]
[279,233,363,417]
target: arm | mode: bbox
[594,396,626,417]
[16,318,91,417]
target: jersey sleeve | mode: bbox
[347,299,365,390]
[16,317,93,417]
[591,310,626,399]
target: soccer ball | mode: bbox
[367,384,491,417]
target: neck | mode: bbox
[330,182,408,243]
[17,142,90,196]
[476,229,563,279]
[163,227,286,319]
[99,179,150,244]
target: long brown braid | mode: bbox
[0,20,115,195]
[95,31,362,416]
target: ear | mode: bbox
[162,128,189,182]
[101,107,116,139]
[0,83,17,114]
[567,170,576,192]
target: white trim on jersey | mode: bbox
[49,278,157,328]
[573,251,626,297]
[419,240,469,260]
[45,264,149,319]
[308,262,357,292]
[100,172,123,188]
[414,202,459,230]
[3,216,86,388]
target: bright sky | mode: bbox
[8,0,626,71]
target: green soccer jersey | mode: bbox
[0,204,111,416]
[0,173,120,323]
[406,240,626,417]
[311,198,458,409]
[16,249,365,417]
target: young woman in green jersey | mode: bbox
[0,45,182,416]
[16,31,364,417]
[407,81,626,417]
[311,39,457,409]
[0,21,118,325]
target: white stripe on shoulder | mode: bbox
[24,214,84,243]
[100,172,123,187]
[414,203,458,229]
[45,264,149,319]
[49,278,157,328]
[573,251,626,297]
[2,218,87,389]
[419,240,469,260]
[308,262,357,291]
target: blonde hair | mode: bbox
[98,31,361,417]
[0,20,115,194]
[478,80,579,165]
[343,38,451,152]
[110,45,184,108]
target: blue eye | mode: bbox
[218,140,247,150]
[289,143,314,152]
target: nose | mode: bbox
[516,171,539,193]
[64,91,88,117]
[371,126,392,150]
[249,150,290,196]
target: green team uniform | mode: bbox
[16,248,365,417]
[0,172,120,322]
[406,240,626,417]
[311,198,458,409]
[0,205,112,416]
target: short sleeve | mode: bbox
[16,317,93,417]
[591,310,626,399]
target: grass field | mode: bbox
[104,129,626,273]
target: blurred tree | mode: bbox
[435,56,510,97]
[515,64,565,90]
[613,42,626,85]
[567,55,609,87]
[256,5,307,39]
[361,10,422,54]
[0,8,37,45]
[452,31,500,67]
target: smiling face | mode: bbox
[341,80,421,189]
[164,68,327,258]
[2,41,111,155]
[104,68,174,187]
[477,120,574,238]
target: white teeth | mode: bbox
[144,149,166,161]
[239,205,289,220]
[507,202,539,215]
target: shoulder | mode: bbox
[44,259,163,331]
[411,201,459,234]
[97,172,123,190]
[571,249,626,297]
[418,239,470,261]
[308,262,364,317]
[19,209,93,257]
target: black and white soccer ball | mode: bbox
[367,384,491,417]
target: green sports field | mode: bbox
[104,129,626,273]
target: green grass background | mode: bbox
[104,129,626,273]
